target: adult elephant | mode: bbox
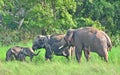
[32,34,73,61]
[64,27,112,63]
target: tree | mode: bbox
[0,0,120,46]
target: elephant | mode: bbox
[32,34,74,61]
[6,46,22,61]
[64,27,112,63]
[17,47,40,61]
[6,46,40,61]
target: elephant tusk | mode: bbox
[62,51,67,56]
[58,45,64,49]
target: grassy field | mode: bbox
[0,42,120,75]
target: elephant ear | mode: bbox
[43,35,50,46]
[44,35,50,42]
[66,29,74,42]
[35,35,44,42]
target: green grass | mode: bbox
[0,42,120,75]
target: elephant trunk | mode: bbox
[33,51,40,56]
[29,48,40,56]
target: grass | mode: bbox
[0,42,120,75]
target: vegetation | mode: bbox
[0,43,120,75]
[0,0,120,46]
[0,0,120,75]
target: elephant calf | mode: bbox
[6,46,40,61]
[18,48,40,61]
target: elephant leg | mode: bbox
[98,48,108,62]
[104,50,108,62]
[45,47,53,61]
[14,55,18,60]
[69,47,74,59]
[6,50,14,61]
[18,53,25,61]
[75,46,82,63]
[6,55,13,61]
[11,55,14,61]
[30,56,33,61]
[84,49,90,61]
[21,55,26,61]
[45,53,52,61]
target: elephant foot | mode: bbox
[45,58,51,62]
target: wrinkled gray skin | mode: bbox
[6,46,22,61]
[6,46,40,61]
[18,48,40,61]
[32,34,72,61]
[64,27,112,63]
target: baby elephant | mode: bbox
[6,46,40,61]
[18,48,40,61]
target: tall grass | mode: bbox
[0,42,120,75]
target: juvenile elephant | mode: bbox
[18,48,40,61]
[6,46,40,61]
[32,34,73,61]
[6,46,22,61]
[64,27,112,63]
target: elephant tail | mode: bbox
[102,31,112,51]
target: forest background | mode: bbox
[0,1,120,75]
[0,0,120,46]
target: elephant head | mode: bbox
[32,35,50,50]
[64,29,75,46]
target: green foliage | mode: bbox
[111,35,120,47]
[0,0,120,46]
[0,44,120,75]
[26,3,54,33]
[75,17,105,30]
[0,29,36,46]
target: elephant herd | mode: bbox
[6,27,112,63]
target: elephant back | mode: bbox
[50,34,65,41]
[11,46,23,55]
[49,34,68,54]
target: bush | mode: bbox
[111,35,120,47]
[0,28,36,46]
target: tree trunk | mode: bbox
[51,0,56,21]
